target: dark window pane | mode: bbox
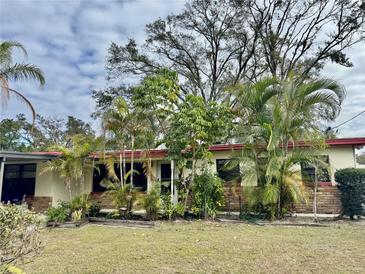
[301,156,330,183]
[92,164,108,192]
[4,165,20,179]
[128,163,147,191]
[2,164,36,203]
[21,164,36,178]
[161,164,171,181]
[92,162,147,192]
[216,159,241,182]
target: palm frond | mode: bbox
[0,63,45,85]
[0,40,27,66]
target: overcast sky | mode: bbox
[0,0,364,137]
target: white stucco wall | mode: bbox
[35,161,94,206]
[2,145,358,206]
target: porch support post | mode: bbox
[0,157,5,202]
[170,159,174,204]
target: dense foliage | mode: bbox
[46,201,70,224]
[160,193,185,221]
[191,168,225,219]
[0,203,43,272]
[43,135,103,197]
[335,168,365,219]
[142,183,161,221]
[0,114,95,151]
[230,77,344,218]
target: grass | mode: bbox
[23,221,365,274]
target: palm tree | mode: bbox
[42,135,103,198]
[230,76,345,218]
[0,40,45,121]
[103,97,150,188]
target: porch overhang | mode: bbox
[0,151,59,201]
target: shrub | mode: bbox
[46,201,70,223]
[335,168,365,219]
[142,184,160,220]
[88,202,101,217]
[0,203,43,272]
[105,184,137,217]
[191,168,225,219]
[70,194,91,215]
[160,193,184,220]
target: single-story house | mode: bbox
[1,137,365,214]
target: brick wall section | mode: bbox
[90,184,342,214]
[25,196,52,213]
[90,192,146,210]
[294,186,342,214]
[218,183,342,214]
[90,192,114,209]
[220,182,243,211]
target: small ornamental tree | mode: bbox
[335,168,365,219]
[165,95,233,211]
[0,203,43,273]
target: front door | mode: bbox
[1,164,36,203]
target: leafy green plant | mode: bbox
[160,193,185,221]
[70,194,91,215]
[102,182,137,217]
[71,209,83,223]
[88,202,101,217]
[105,211,120,219]
[0,203,43,272]
[335,168,365,219]
[46,201,70,223]
[191,168,225,219]
[142,183,160,220]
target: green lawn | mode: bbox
[23,221,365,274]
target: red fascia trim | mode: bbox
[90,149,168,159]
[209,137,365,151]
[32,137,365,159]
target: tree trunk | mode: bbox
[119,152,123,187]
[313,166,319,222]
[130,135,135,189]
[123,145,126,187]
[184,147,196,214]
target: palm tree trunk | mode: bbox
[130,135,135,189]
[119,152,123,187]
[313,166,319,222]
[123,144,126,187]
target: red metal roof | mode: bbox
[32,137,365,159]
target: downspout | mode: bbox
[0,157,5,201]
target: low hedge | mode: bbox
[335,168,365,219]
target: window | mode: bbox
[92,162,147,192]
[92,164,108,192]
[160,164,171,181]
[301,156,331,183]
[216,159,241,182]
[160,163,172,194]
[1,164,36,203]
